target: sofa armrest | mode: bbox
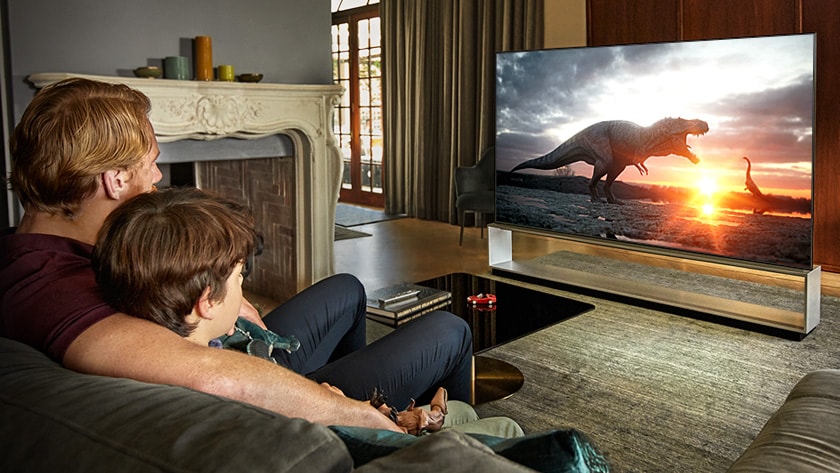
[728,369,840,473]
[0,337,352,473]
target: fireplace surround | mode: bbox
[28,72,344,302]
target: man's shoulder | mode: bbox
[1,231,96,291]
[1,231,111,362]
[2,230,94,258]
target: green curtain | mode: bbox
[381,0,544,222]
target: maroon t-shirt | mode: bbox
[1,231,116,362]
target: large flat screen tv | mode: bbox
[495,34,815,271]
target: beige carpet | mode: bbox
[470,271,840,472]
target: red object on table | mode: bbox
[467,293,496,305]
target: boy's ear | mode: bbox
[194,287,215,320]
[101,169,130,200]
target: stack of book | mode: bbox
[366,283,452,327]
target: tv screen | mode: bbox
[495,34,815,270]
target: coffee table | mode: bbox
[415,273,595,404]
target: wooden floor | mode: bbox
[333,218,565,292]
[246,218,563,311]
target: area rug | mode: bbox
[470,269,840,473]
[335,225,371,241]
[336,203,405,227]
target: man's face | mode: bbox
[127,137,162,198]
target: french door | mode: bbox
[332,6,384,207]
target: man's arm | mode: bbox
[63,313,400,431]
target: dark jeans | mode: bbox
[262,273,473,407]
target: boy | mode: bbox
[92,186,523,437]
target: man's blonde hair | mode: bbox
[9,78,154,217]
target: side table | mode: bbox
[416,273,594,404]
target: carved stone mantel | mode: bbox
[28,72,344,293]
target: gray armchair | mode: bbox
[455,147,495,246]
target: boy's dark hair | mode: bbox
[93,187,258,336]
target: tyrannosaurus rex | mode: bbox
[510,117,709,204]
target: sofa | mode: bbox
[2,335,839,473]
[0,336,602,472]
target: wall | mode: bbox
[5,0,332,122]
[1,2,11,227]
[2,0,331,225]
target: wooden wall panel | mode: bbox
[803,0,840,271]
[681,0,799,39]
[587,0,679,45]
[587,0,840,272]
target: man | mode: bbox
[0,78,474,431]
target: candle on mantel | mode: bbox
[194,36,213,81]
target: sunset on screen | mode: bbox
[496,34,814,215]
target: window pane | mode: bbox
[360,107,371,134]
[337,52,350,80]
[369,17,381,47]
[331,53,340,81]
[338,23,349,52]
[370,78,381,106]
[359,79,371,106]
[358,49,370,79]
[339,107,351,133]
[358,19,370,49]
[339,79,351,107]
[331,25,338,49]
[369,47,381,78]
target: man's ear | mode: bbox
[101,169,130,200]
[194,287,216,321]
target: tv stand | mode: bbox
[488,224,821,336]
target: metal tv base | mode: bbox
[488,224,821,336]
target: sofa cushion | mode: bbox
[0,337,352,473]
[331,425,609,471]
[356,430,537,473]
[728,369,840,472]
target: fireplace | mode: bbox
[29,73,344,302]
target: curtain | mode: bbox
[381,0,544,222]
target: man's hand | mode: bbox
[239,297,268,330]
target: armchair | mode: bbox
[455,147,495,246]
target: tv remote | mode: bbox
[379,289,421,305]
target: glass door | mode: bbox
[332,6,384,207]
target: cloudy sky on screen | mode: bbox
[495,34,814,198]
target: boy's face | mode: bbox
[211,262,246,338]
